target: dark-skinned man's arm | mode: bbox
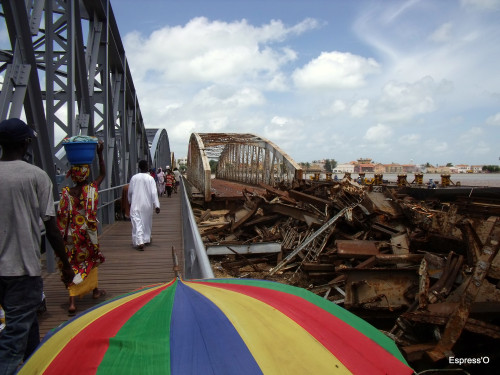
[44,216,74,286]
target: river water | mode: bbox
[304,173,500,187]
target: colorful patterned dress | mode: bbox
[57,182,105,297]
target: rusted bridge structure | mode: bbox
[187,133,303,202]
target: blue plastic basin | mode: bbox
[64,142,97,165]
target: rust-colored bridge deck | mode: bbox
[39,192,183,339]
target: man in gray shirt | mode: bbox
[0,118,74,374]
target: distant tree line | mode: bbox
[482,165,500,173]
[323,159,337,172]
[299,159,338,172]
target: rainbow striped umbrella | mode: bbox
[21,278,413,374]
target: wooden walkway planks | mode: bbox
[39,192,184,339]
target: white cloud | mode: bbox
[457,127,491,156]
[121,16,322,158]
[264,116,305,152]
[111,1,500,165]
[171,120,198,141]
[399,134,421,144]
[321,98,369,118]
[486,112,500,126]
[266,72,289,91]
[124,17,316,85]
[460,0,500,10]
[363,123,393,144]
[429,22,453,43]
[350,99,370,118]
[271,116,288,126]
[192,86,264,109]
[458,126,483,141]
[292,51,380,89]
[380,0,421,24]
[331,100,347,114]
[355,0,500,113]
[423,139,449,154]
[206,117,229,131]
[376,76,452,122]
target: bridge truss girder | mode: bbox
[187,132,303,202]
[148,128,172,171]
[0,0,154,198]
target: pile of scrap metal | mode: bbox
[195,178,500,371]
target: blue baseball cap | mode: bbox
[0,118,37,143]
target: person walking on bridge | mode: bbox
[156,167,165,197]
[56,140,107,316]
[128,160,160,250]
[165,168,175,197]
[0,118,74,375]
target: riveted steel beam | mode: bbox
[0,0,169,196]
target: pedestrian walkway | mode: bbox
[39,191,183,339]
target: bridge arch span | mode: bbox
[148,128,171,170]
[187,133,303,202]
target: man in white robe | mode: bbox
[128,160,160,250]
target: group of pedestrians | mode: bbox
[0,118,171,373]
[153,167,180,198]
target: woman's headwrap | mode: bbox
[66,164,90,183]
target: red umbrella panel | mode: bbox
[21,278,414,374]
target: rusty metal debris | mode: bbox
[194,177,500,372]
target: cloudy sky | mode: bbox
[112,0,500,166]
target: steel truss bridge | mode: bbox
[1,0,303,208]
[0,0,304,279]
[187,133,303,202]
[0,0,171,224]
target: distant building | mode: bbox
[426,166,452,174]
[384,163,404,174]
[402,164,418,173]
[336,163,355,173]
[471,165,483,173]
[308,163,323,172]
[374,163,385,174]
[455,164,469,173]
[355,163,375,173]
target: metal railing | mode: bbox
[179,177,214,279]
